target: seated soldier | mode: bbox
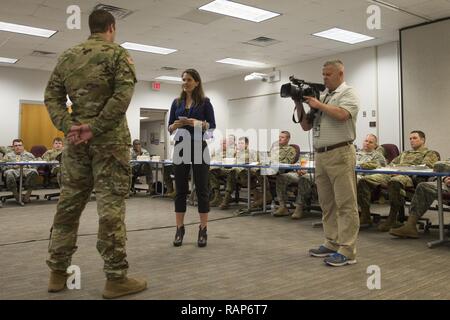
[390,159,450,238]
[356,134,386,178]
[253,131,297,209]
[357,130,439,232]
[2,139,38,203]
[219,136,258,209]
[389,176,450,238]
[355,134,387,227]
[130,139,154,194]
[274,168,315,219]
[41,137,64,187]
[209,135,236,207]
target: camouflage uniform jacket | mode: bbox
[391,146,439,168]
[42,149,62,161]
[270,144,296,164]
[356,149,386,169]
[44,34,137,145]
[211,146,237,162]
[130,148,150,160]
[2,151,37,170]
[236,149,258,164]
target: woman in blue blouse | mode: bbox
[168,69,216,248]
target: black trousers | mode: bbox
[174,140,210,213]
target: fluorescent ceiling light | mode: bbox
[313,28,374,44]
[0,21,57,38]
[155,76,182,82]
[199,0,280,23]
[217,58,268,68]
[244,72,268,81]
[140,117,149,120]
[0,57,18,64]
[121,42,177,55]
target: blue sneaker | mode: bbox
[309,245,336,257]
[324,253,357,267]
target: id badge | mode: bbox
[313,125,320,137]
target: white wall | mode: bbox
[205,42,401,152]
[0,66,179,147]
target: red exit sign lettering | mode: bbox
[151,82,161,91]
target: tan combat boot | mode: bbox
[48,271,69,293]
[23,189,33,203]
[291,205,305,219]
[389,215,419,238]
[218,192,232,210]
[378,209,402,232]
[251,191,272,208]
[273,205,290,217]
[209,190,222,207]
[102,277,147,299]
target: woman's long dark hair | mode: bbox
[177,68,206,107]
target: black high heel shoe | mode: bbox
[197,225,207,248]
[173,225,185,247]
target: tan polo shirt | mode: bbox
[312,82,360,149]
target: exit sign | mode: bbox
[151,82,161,91]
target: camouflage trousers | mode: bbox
[47,143,130,280]
[3,168,38,191]
[131,162,153,185]
[163,164,174,188]
[220,167,257,193]
[209,168,233,191]
[276,172,314,205]
[357,174,414,212]
[409,181,449,218]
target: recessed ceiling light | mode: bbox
[0,21,57,38]
[216,58,268,68]
[155,76,182,82]
[121,42,177,55]
[199,0,280,23]
[313,27,374,44]
[0,57,18,64]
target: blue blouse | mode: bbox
[168,98,216,140]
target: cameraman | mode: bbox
[295,60,360,267]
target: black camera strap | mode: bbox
[292,105,301,124]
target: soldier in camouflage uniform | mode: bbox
[355,134,386,227]
[2,139,38,203]
[274,168,314,219]
[44,9,146,299]
[42,137,64,187]
[254,131,297,209]
[357,131,439,232]
[218,136,258,209]
[390,160,450,238]
[209,135,236,206]
[130,139,154,194]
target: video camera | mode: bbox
[280,76,325,123]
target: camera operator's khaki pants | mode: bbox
[315,144,359,260]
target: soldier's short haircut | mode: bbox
[280,131,291,139]
[12,139,23,145]
[89,9,116,34]
[366,133,378,144]
[53,137,63,143]
[239,137,249,145]
[410,130,426,140]
[132,139,141,145]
